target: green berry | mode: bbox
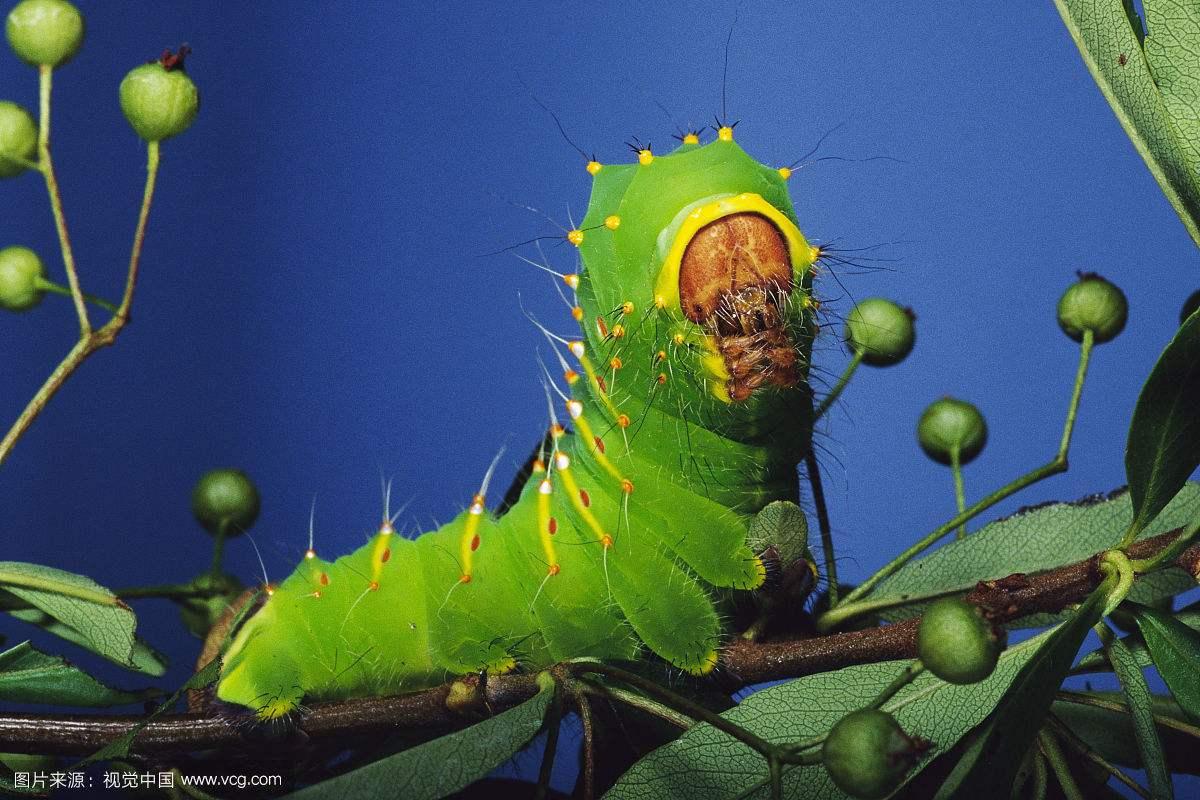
[917,597,1004,684]
[0,245,45,312]
[0,100,37,178]
[191,468,260,536]
[119,50,199,142]
[917,397,987,466]
[844,298,916,366]
[822,709,923,799]
[1056,272,1127,344]
[1181,290,1200,326]
[5,0,83,67]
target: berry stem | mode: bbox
[951,445,966,539]
[34,277,118,314]
[37,64,90,336]
[804,448,837,605]
[821,334,1095,629]
[533,684,564,800]
[813,348,864,422]
[869,661,925,710]
[573,680,693,730]
[115,140,160,322]
[0,139,164,471]
[209,518,230,577]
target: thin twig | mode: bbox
[0,528,1195,756]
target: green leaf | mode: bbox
[1134,602,1200,722]
[1126,313,1200,535]
[868,485,1200,624]
[6,608,166,676]
[0,641,152,707]
[748,501,811,564]
[1143,1,1200,173]
[1053,0,1200,247]
[285,683,554,800]
[1052,692,1200,775]
[931,587,1108,800]
[605,628,1057,800]
[0,562,137,668]
[1106,630,1174,798]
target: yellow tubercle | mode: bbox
[654,193,814,320]
[777,166,793,180]
[577,353,622,421]
[554,454,610,547]
[687,649,721,676]
[621,300,634,315]
[573,414,627,485]
[536,479,559,573]
[604,215,621,230]
[586,160,602,175]
[717,126,734,142]
[637,149,653,166]
[682,132,700,145]
[567,229,584,247]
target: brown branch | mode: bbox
[0,529,1196,757]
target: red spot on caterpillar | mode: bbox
[595,375,608,393]
[594,436,606,454]
[319,573,329,586]
[580,489,591,507]
[470,534,481,551]
[549,517,558,535]
[596,317,609,338]
[381,548,391,563]
[548,564,560,576]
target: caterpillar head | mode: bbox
[575,133,817,452]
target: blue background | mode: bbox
[1,1,1197,796]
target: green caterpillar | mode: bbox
[217,127,820,719]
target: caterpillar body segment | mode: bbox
[216,135,819,719]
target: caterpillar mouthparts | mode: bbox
[681,212,798,401]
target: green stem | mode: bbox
[209,519,229,577]
[568,684,597,800]
[0,115,164,472]
[533,685,564,800]
[35,277,118,314]
[822,333,1093,629]
[37,64,89,335]
[951,445,966,540]
[114,140,159,321]
[567,660,774,757]
[574,680,694,731]
[804,448,837,604]
[870,661,925,710]
[1038,730,1084,800]
[813,349,864,421]
[1098,550,1135,616]
[1130,514,1200,573]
